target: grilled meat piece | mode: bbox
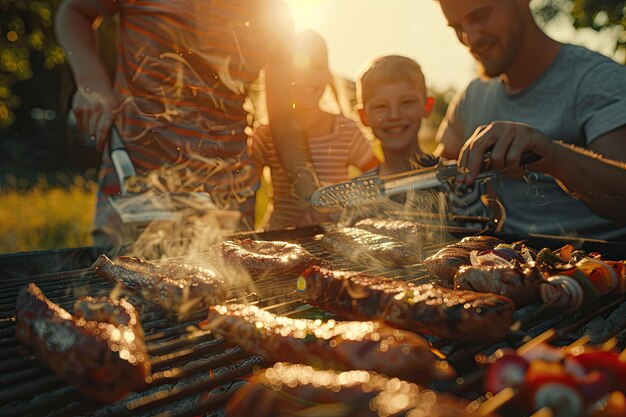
[226,363,485,417]
[354,218,425,257]
[204,304,454,383]
[455,264,545,306]
[321,227,421,268]
[213,238,324,278]
[15,283,150,403]
[94,255,225,316]
[423,235,504,285]
[303,266,515,341]
[74,296,144,337]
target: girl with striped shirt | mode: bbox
[252,30,379,230]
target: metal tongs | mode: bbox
[310,152,540,210]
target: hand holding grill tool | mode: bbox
[106,126,240,239]
[310,152,541,211]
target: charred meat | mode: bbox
[15,283,150,403]
[302,266,515,341]
[213,238,324,278]
[321,227,421,268]
[94,255,225,316]
[423,235,504,285]
[226,363,485,417]
[354,218,425,257]
[204,304,454,383]
[454,264,545,306]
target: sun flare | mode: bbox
[283,0,330,31]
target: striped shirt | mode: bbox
[252,115,378,229]
[97,0,291,206]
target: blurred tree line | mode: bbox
[0,0,624,175]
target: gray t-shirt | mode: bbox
[438,44,626,240]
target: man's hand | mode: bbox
[456,121,557,185]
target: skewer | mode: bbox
[478,387,515,416]
[529,407,553,417]
[475,332,600,415]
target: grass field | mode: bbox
[0,173,97,254]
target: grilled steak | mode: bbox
[94,255,225,316]
[320,227,421,268]
[302,266,515,341]
[226,363,484,417]
[213,238,324,278]
[423,235,504,285]
[354,218,425,257]
[204,304,454,383]
[455,264,545,306]
[15,283,150,403]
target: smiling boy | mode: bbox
[357,55,434,177]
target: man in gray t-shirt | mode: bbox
[435,0,626,241]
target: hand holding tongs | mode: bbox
[310,152,541,210]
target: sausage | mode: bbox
[226,363,485,417]
[454,264,544,306]
[302,266,515,341]
[204,304,454,383]
[213,238,325,278]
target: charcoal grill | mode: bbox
[1,225,626,417]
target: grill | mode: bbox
[1,225,626,417]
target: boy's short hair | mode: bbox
[357,55,426,105]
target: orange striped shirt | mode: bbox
[97,0,291,206]
[252,115,378,229]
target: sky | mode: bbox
[283,0,624,92]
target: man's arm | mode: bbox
[456,121,626,223]
[56,0,119,150]
[552,126,626,222]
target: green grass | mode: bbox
[0,173,97,254]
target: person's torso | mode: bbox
[453,45,626,240]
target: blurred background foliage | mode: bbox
[0,0,64,129]
[534,0,625,62]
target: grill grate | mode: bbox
[1,226,625,416]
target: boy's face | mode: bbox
[359,81,426,153]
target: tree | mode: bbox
[532,0,626,63]
[0,0,65,129]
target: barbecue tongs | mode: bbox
[310,152,540,210]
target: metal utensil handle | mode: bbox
[109,126,136,196]
[482,150,541,171]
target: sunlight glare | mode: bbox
[284,0,330,31]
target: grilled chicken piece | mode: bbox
[423,235,504,285]
[320,227,421,268]
[213,238,324,278]
[302,266,515,341]
[354,218,425,257]
[15,283,150,403]
[204,304,454,383]
[94,255,225,316]
[226,363,488,417]
[455,264,545,306]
